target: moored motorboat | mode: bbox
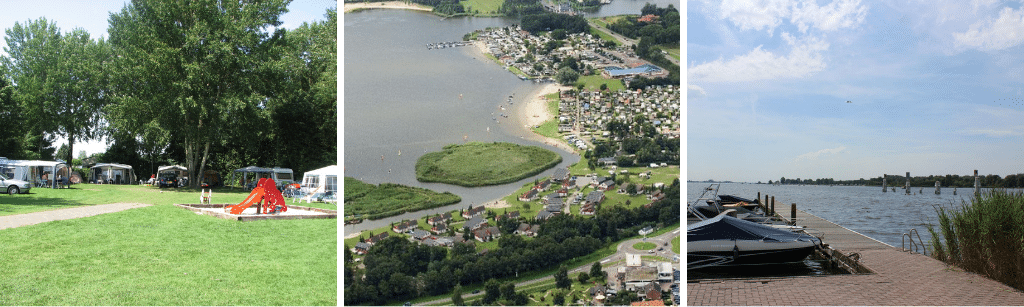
[688,213,820,269]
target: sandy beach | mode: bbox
[521,83,576,153]
[343,1,432,13]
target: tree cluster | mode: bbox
[1,1,336,185]
[344,182,680,305]
[520,13,589,35]
[499,0,544,16]
[608,4,680,44]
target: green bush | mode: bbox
[929,189,1024,291]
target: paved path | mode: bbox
[0,203,152,230]
[688,208,1024,305]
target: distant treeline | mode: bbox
[499,0,544,16]
[771,173,1024,188]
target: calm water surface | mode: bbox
[345,10,579,233]
[687,183,1011,251]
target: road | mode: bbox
[415,227,680,306]
[587,20,680,67]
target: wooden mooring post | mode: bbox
[771,196,776,216]
[905,172,911,195]
[882,174,887,192]
[790,203,797,225]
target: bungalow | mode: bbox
[563,178,577,189]
[591,176,607,188]
[392,220,417,233]
[541,192,560,204]
[367,232,389,245]
[354,242,371,255]
[648,191,665,201]
[462,206,486,219]
[585,190,606,205]
[639,226,654,236]
[537,179,552,191]
[545,203,562,213]
[557,187,569,197]
[473,226,502,242]
[435,237,455,247]
[617,183,632,194]
[427,212,452,226]
[580,203,596,215]
[516,223,540,237]
[552,167,570,183]
[599,180,616,191]
[518,189,539,201]
[497,210,521,221]
[598,157,617,166]
[410,229,431,241]
[463,215,488,231]
[536,210,559,221]
[430,223,448,235]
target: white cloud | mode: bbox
[688,84,708,99]
[688,32,829,83]
[953,6,1024,51]
[790,0,869,33]
[719,0,792,34]
[796,146,847,161]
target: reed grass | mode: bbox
[928,189,1024,291]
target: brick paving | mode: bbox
[688,209,1024,305]
[0,203,151,230]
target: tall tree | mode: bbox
[2,18,109,163]
[107,0,291,188]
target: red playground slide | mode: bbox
[224,178,288,215]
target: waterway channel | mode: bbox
[688,182,1021,250]
[344,10,580,233]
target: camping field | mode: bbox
[0,184,336,306]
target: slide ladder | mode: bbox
[224,178,288,215]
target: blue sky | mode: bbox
[687,0,1024,183]
[0,0,336,156]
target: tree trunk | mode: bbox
[196,142,210,189]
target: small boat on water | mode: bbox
[688,213,820,269]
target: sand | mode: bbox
[343,1,432,13]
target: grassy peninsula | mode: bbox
[416,142,562,187]
[344,177,462,220]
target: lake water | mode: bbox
[344,10,581,233]
[687,182,1015,251]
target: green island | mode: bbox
[344,177,462,220]
[416,142,562,187]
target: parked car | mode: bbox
[159,174,178,188]
[0,173,32,195]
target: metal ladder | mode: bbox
[902,228,928,255]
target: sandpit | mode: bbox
[175,203,337,221]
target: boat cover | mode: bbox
[718,194,757,204]
[688,214,812,243]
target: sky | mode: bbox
[687,0,1024,183]
[0,0,337,157]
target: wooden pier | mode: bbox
[688,199,1024,306]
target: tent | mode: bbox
[1,160,71,189]
[91,163,137,184]
[299,165,339,203]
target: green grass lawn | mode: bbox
[658,43,680,61]
[632,242,656,250]
[0,184,335,305]
[460,0,503,15]
[671,235,680,254]
[531,93,563,140]
[575,75,625,92]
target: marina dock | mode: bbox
[688,201,1024,305]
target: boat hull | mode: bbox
[688,239,817,266]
